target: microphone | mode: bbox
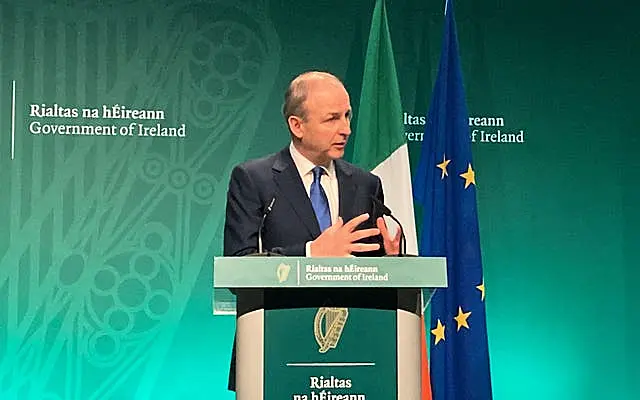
[370,195,407,256]
[234,197,275,297]
[256,196,276,254]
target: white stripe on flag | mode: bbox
[371,143,418,256]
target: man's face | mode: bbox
[290,79,352,166]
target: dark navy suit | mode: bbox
[222,146,387,391]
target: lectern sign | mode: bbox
[264,307,396,400]
[213,256,447,288]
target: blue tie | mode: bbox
[310,166,331,232]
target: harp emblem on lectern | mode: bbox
[276,263,291,283]
[314,307,349,353]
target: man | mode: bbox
[224,71,400,258]
[223,71,401,391]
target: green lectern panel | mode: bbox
[264,308,397,400]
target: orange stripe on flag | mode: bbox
[421,314,433,400]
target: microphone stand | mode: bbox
[370,195,416,257]
[249,197,277,256]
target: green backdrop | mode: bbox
[0,0,638,399]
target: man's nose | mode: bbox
[340,117,351,136]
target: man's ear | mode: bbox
[287,115,304,140]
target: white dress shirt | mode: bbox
[289,142,340,255]
[289,142,339,224]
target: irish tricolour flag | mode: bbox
[350,0,428,398]
[351,0,418,256]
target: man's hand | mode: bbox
[376,217,401,256]
[310,213,381,256]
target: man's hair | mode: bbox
[282,71,344,122]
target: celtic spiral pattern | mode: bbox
[0,0,281,398]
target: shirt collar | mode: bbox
[289,142,336,179]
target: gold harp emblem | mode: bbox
[314,307,349,353]
[276,263,291,283]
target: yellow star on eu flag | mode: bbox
[454,306,472,331]
[431,319,446,345]
[437,154,451,179]
[460,163,476,189]
[476,280,486,301]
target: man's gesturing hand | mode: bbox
[310,213,380,256]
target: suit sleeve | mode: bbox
[223,164,263,256]
[351,174,387,257]
[223,164,306,256]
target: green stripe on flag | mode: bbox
[352,0,406,171]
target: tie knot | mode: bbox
[312,166,324,181]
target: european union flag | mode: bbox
[413,0,493,399]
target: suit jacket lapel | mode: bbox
[272,148,321,238]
